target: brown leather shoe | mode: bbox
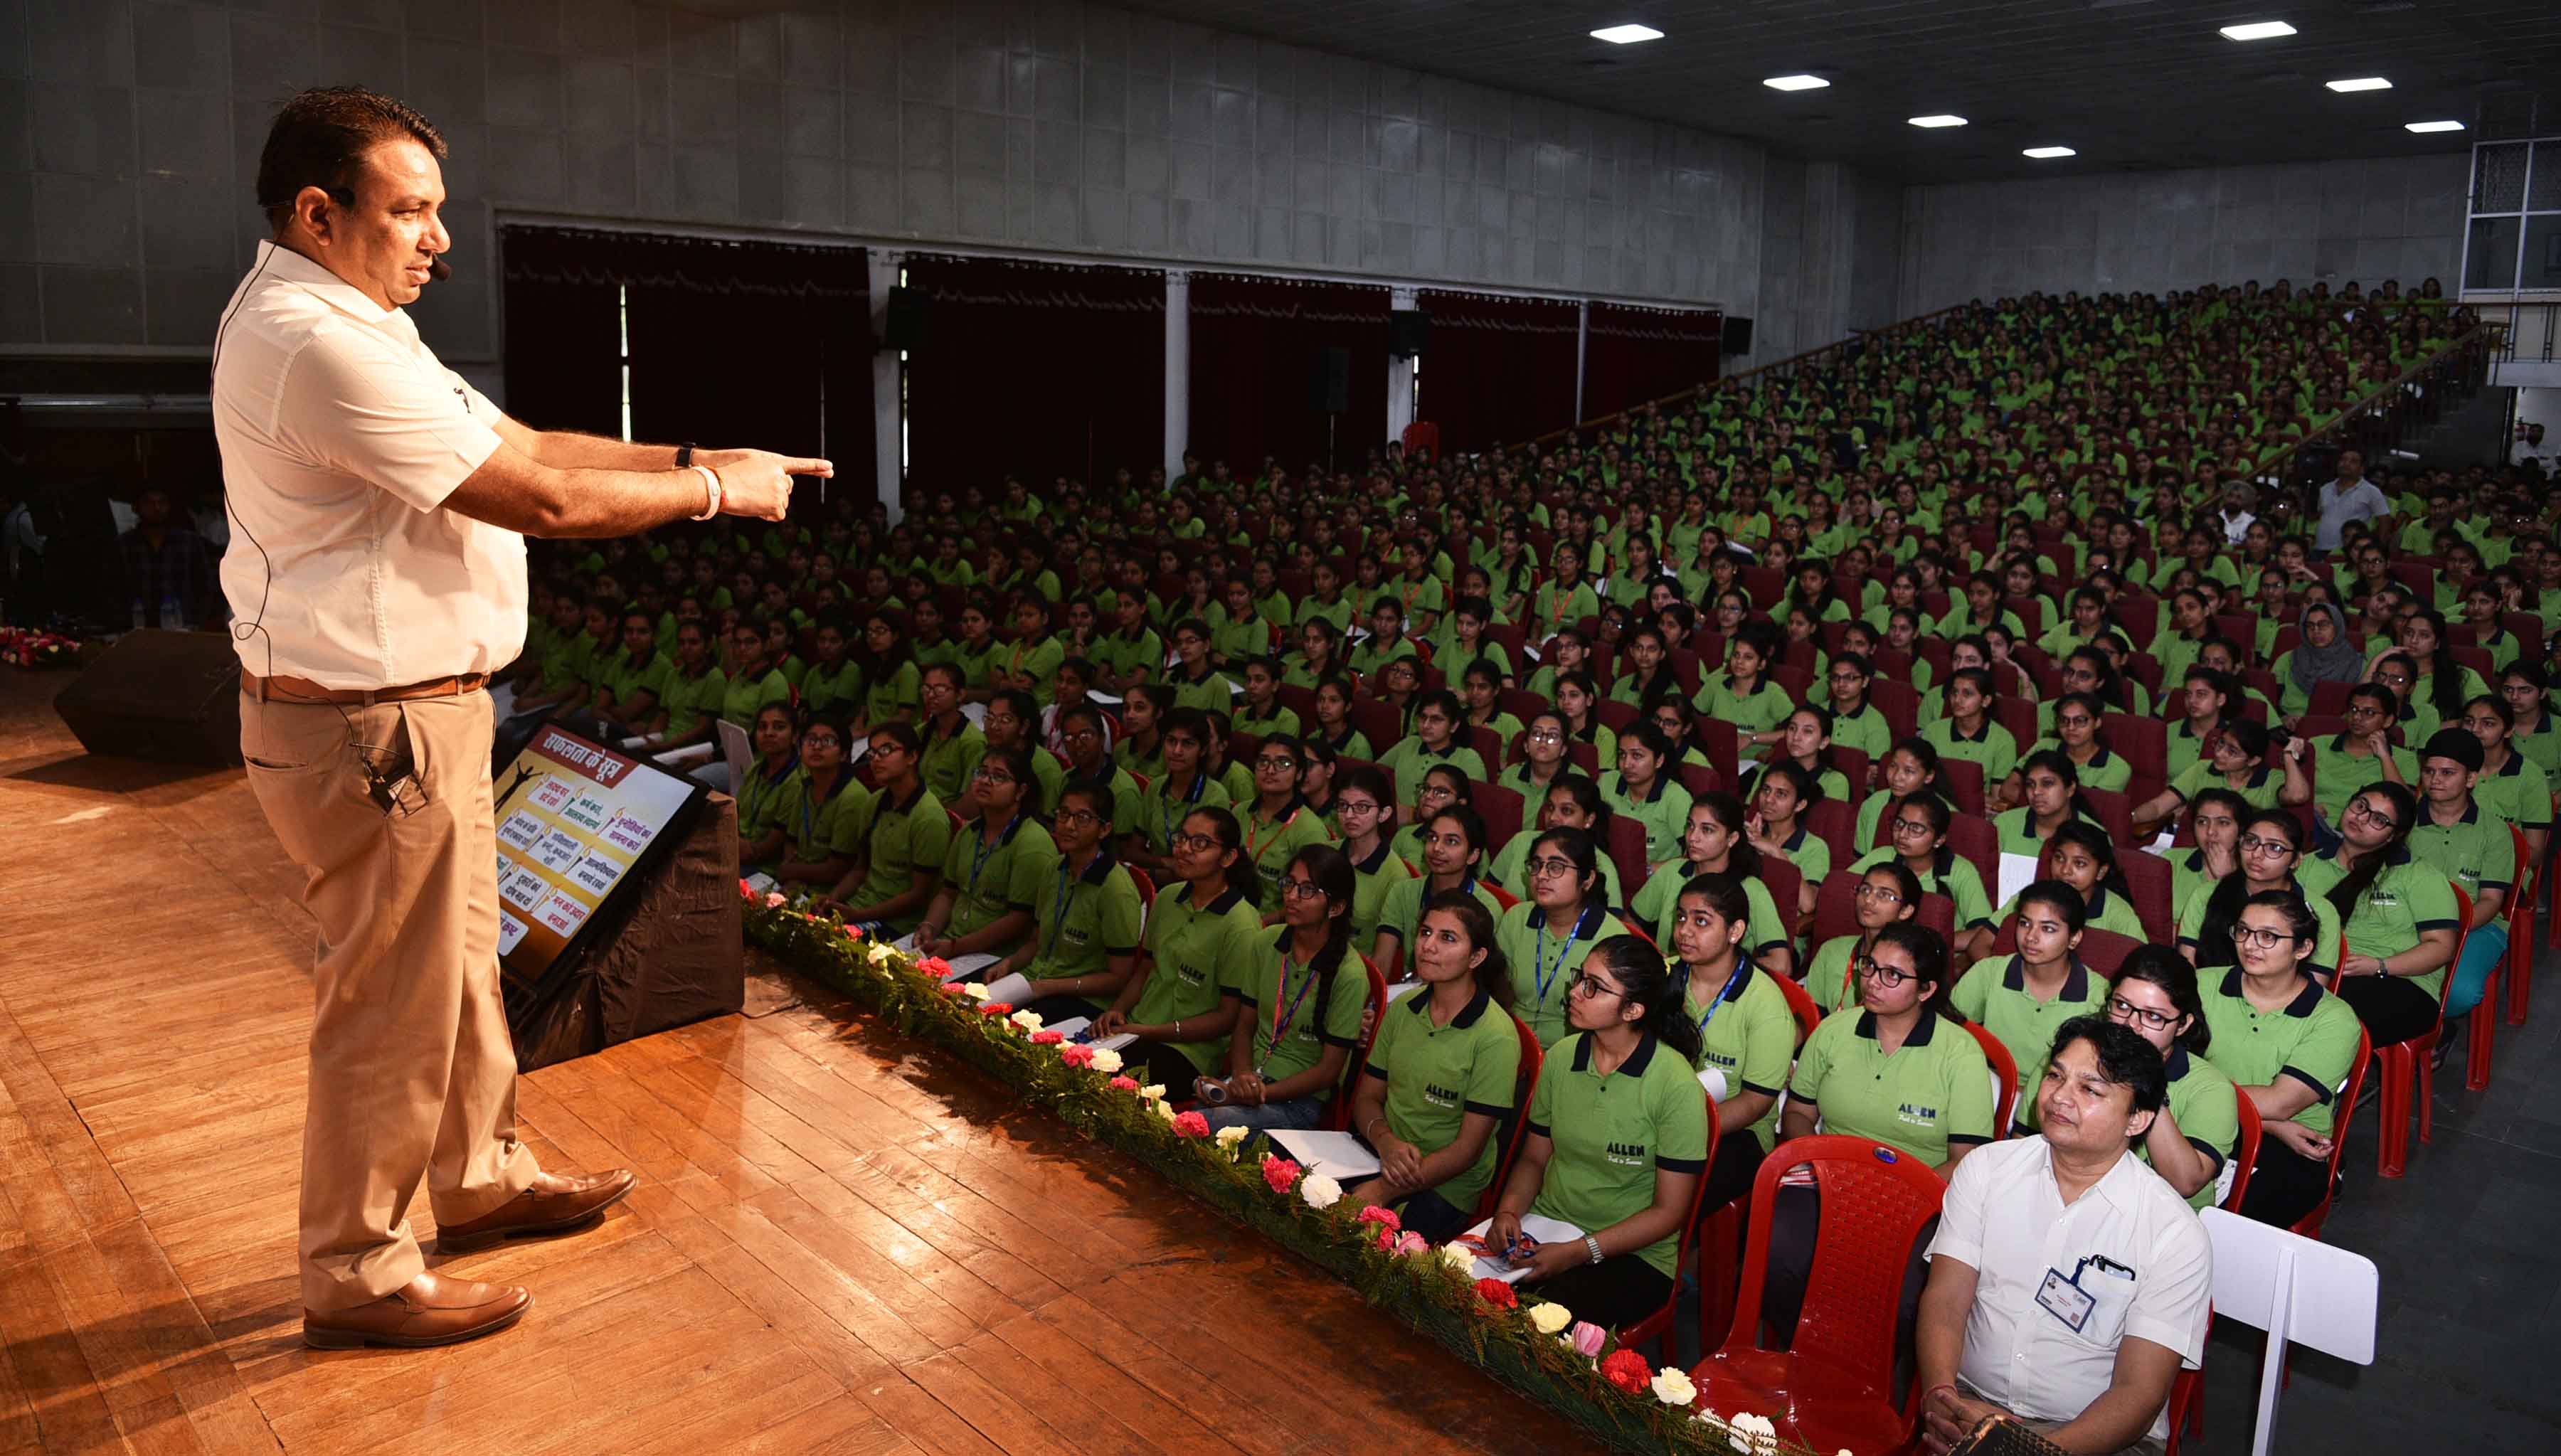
[434,1168,637,1254]
[302,1272,531,1349]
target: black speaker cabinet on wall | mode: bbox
[1309,346,1353,413]
[879,285,928,351]
[54,629,243,768]
[1721,316,1755,355]
[1389,309,1431,358]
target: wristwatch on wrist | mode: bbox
[1584,1234,1604,1266]
[676,442,695,468]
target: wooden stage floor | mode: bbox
[0,671,1586,1455]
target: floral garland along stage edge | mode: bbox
[741,886,1830,1456]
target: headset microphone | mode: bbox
[428,257,452,282]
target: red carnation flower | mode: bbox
[1473,1277,1518,1311]
[1600,1348,1652,1394]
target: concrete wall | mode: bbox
[0,0,1771,369]
[1897,153,2469,315]
[1747,156,1903,364]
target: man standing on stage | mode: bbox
[214,87,827,1350]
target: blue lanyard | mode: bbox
[1532,911,1582,1008]
[1043,859,1083,959]
[1679,963,1739,1037]
[967,815,1018,898]
[1159,773,1208,852]
[1258,955,1321,1075]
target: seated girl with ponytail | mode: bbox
[1495,826,1632,1048]
[2296,781,2461,1047]
[2104,948,2242,1211]
[1485,936,1709,1331]
[1954,878,2110,1130]
[1093,807,1263,1088]
[1631,792,1795,979]
[1665,873,1801,1211]
[1346,892,1524,1241]
[1990,750,2101,858]
[1199,844,1372,1132]
[977,777,1143,1024]
[1973,819,2147,965]
[2177,808,2342,980]
[1373,804,1504,977]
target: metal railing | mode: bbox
[2242,320,2505,491]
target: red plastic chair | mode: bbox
[1697,977,1823,1346]
[1474,1010,1546,1218]
[1472,781,1526,856]
[1685,1137,1948,1456]
[1963,1019,2022,1137]
[2294,1026,2372,1243]
[2169,1087,2266,1453]
[2225,1085,2262,1213]
[1605,816,1650,908]
[2368,884,2466,1178]
[2467,825,2528,1091]
[1326,956,1393,1132]
[1613,1096,1720,1351]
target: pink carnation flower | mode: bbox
[1108,1075,1140,1091]
[1355,1205,1402,1231]
[1171,1110,1211,1138]
[1061,1045,1097,1068]
[1566,1321,1608,1358]
[977,1002,1014,1016]
[737,878,755,898]
[842,923,864,940]
[1030,1029,1064,1044]
[1391,1231,1430,1255]
[1260,1154,1303,1194]
[918,955,951,977]
[938,983,967,997]
[762,891,785,908]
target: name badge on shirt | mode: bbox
[2037,1268,2096,1332]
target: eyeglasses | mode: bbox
[1527,856,1579,880]
[802,734,839,748]
[970,766,1015,784]
[2105,995,2179,1031]
[1857,962,1917,987]
[2229,923,2298,951]
[2346,801,2398,831]
[1280,878,1329,900]
[1855,883,1904,904]
[1054,807,1101,827]
[1891,819,1934,837]
[1566,971,1621,1000]
[1170,831,1220,852]
[1529,730,1564,744]
[1253,755,1298,771]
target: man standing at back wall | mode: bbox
[213,86,829,1350]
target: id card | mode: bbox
[2036,1268,2096,1332]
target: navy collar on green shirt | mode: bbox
[2216,967,2324,1017]
[879,780,928,816]
[1404,983,1493,1029]
[1618,772,1671,804]
[1946,718,1992,743]
[2000,954,2091,1002]
[1853,1005,1941,1046]
[1181,663,1219,687]
[1569,1029,1662,1076]
[1070,846,1120,886]
[2165,1043,2193,1081]
[1681,959,1756,1014]
[1528,903,1608,941]
[1184,882,1248,915]
[2423,801,2483,827]
[1349,837,1395,875]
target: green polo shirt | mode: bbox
[1362,987,1520,1211]
[2306,733,2419,822]
[1487,829,1625,911]
[1679,962,1798,1152]
[1347,635,1421,679]
[1374,873,1505,958]
[2174,877,2344,979]
[1053,761,1142,836]
[2197,968,2362,1137]
[1951,956,2110,1130]
[1164,665,1233,714]
[719,666,792,732]
[1131,772,1232,861]
[1525,1031,1711,1278]
[2403,801,2518,915]
[861,661,922,727]
[2478,755,2554,834]
[598,647,674,714]
[1384,740,1489,806]
[1241,797,1336,903]
[734,756,802,844]
[916,714,987,804]
[1345,839,1416,948]
[2020,740,2134,795]
[1921,717,2021,787]
[1135,883,1264,1073]
[776,767,874,868]
[1496,902,1631,1048]
[2165,847,2217,919]
[1022,849,1145,982]
[538,625,600,691]
[1232,705,1301,738]
[2150,1045,2240,1211]
[948,639,997,691]
[1232,929,1370,1094]
[1629,864,1788,965]
[1851,846,1996,930]
[654,661,728,739]
[1786,1006,1995,1167]
[1094,628,1165,686]
[1695,674,1796,735]
[1990,806,2101,858]
[1603,773,1694,865]
[2295,845,2463,1000]
[937,813,1057,942]
[998,636,1066,704]
[1211,615,1276,666]
[847,783,951,935]
[2168,761,2281,810]
[1826,701,1894,760]
[1804,932,1880,1014]
[800,659,862,718]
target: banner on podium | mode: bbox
[493,723,701,991]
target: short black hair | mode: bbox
[2048,1016,2168,1117]
[256,87,447,231]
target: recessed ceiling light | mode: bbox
[1908,114,1968,128]
[1762,73,1829,90]
[2023,146,2077,159]
[2404,119,2465,132]
[2219,21,2298,41]
[2326,77,2392,92]
[1590,23,1665,44]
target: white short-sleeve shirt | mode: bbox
[2313,478,2391,551]
[1926,1136,2212,1444]
[212,240,521,688]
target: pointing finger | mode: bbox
[783,457,834,477]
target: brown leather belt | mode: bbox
[240,668,490,706]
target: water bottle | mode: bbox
[159,591,186,632]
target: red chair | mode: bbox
[2081,785,2137,847]
[1869,678,1919,744]
[2074,927,2143,978]
[1474,1010,1546,1218]
[1472,781,1525,856]
[1963,1020,2022,1137]
[1605,817,1650,905]
[2368,886,2466,1179]
[1498,686,1549,724]
[2105,712,2168,797]
[1348,696,1402,755]
[1694,718,1741,788]
[2225,1086,2262,1213]
[2168,1087,2266,1454]
[2468,824,2529,1091]
[1938,756,1987,817]
[1685,1137,1948,1456]
[2116,846,2177,945]
[2294,1025,2372,1242]
[1759,856,1806,947]
[1805,799,1858,876]
[1944,813,1999,901]
[1697,973,1825,1346]
[1677,760,1720,800]
[1826,745,1872,798]
[1325,956,1393,1131]
[1613,1098,1719,1351]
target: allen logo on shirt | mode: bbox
[1424,1080,1462,1108]
[1897,1100,1941,1126]
[1605,1140,1649,1167]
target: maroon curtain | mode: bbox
[1416,290,1579,453]
[498,226,622,435]
[1581,303,1722,421]
[1188,275,1390,477]
[902,256,1162,499]
[499,225,871,470]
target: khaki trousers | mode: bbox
[240,689,538,1312]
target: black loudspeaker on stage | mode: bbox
[1310,346,1353,414]
[54,629,243,768]
[1722,315,1755,354]
[1389,309,1431,358]
[879,285,928,351]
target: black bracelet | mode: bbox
[676,442,695,467]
